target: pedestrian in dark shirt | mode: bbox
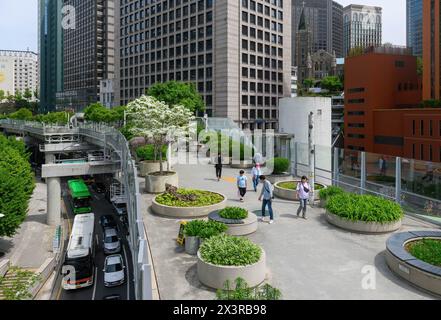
[215,153,223,181]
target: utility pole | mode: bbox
[308,112,315,203]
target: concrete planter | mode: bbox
[151,191,227,218]
[145,171,179,194]
[208,211,258,236]
[386,231,441,296]
[139,161,168,177]
[230,160,254,169]
[267,173,292,184]
[185,236,200,256]
[197,249,266,290]
[319,198,327,208]
[325,211,402,234]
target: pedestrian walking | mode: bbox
[258,175,275,224]
[237,170,248,202]
[214,152,223,181]
[379,156,387,176]
[251,163,262,192]
[296,176,311,219]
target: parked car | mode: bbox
[99,215,117,231]
[103,255,125,287]
[103,228,121,255]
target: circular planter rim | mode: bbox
[275,180,326,191]
[197,248,265,269]
[153,191,227,209]
[147,170,177,176]
[403,237,441,270]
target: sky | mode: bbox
[0,0,406,53]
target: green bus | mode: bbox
[68,179,92,214]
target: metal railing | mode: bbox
[0,119,153,300]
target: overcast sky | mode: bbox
[0,0,406,53]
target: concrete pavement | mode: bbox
[142,163,440,300]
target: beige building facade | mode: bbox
[0,50,39,100]
[116,0,291,130]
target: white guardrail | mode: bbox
[0,119,153,300]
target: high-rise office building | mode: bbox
[423,0,441,101]
[0,50,39,100]
[291,0,343,66]
[406,0,423,57]
[39,0,64,112]
[116,0,292,131]
[60,0,115,111]
[343,4,382,57]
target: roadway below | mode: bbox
[54,181,135,300]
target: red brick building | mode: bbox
[344,46,441,162]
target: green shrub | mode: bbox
[156,189,224,207]
[268,158,290,174]
[219,207,248,220]
[216,278,282,300]
[184,220,206,237]
[136,144,167,161]
[326,193,403,223]
[406,239,441,267]
[319,186,344,201]
[199,220,228,239]
[200,234,262,266]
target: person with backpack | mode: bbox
[237,170,248,202]
[251,163,262,192]
[258,175,275,224]
[296,176,311,219]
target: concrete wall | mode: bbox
[279,97,332,148]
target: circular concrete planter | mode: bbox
[197,249,266,290]
[386,231,441,296]
[267,173,292,184]
[230,160,254,169]
[325,211,402,234]
[139,161,168,177]
[145,171,179,194]
[274,181,326,202]
[151,191,227,218]
[208,211,258,236]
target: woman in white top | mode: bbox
[296,176,311,219]
[251,163,262,192]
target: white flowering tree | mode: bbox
[127,95,194,175]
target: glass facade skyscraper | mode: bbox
[406,0,423,57]
[38,0,64,112]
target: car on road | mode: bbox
[103,254,125,287]
[99,215,117,231]
[112,202,127,216]
[93,182,106,194]
[103,228,121,255]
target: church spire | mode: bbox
[298,1,307,31]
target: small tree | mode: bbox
[303,78,315,90]
[348,47,365,57]
[0,90,5,102]
[23,88,33,102]
[147,81,205,114]
[127,95,194,174]
[321,76,343,93]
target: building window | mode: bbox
[420,120,424,136]
[395,60,405,68]
[420,144,424,160]
[374,136,404,146]
[348,99,365,104]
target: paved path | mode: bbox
[0,180,54,269]
[142,164,440,300]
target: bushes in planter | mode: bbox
[219,207,248,220]
[200,234,262,266]
[267,158,290,174]
[184,220,227,239]
[326,193,403,223]
[319,186,344,201]
[216,278,282,300]
[136,145,167,161]
[156,189,224,207]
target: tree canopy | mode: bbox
[83,103,126,124]
[147,81,205,113]
[320,76,343,93]
[0,135,35,237]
